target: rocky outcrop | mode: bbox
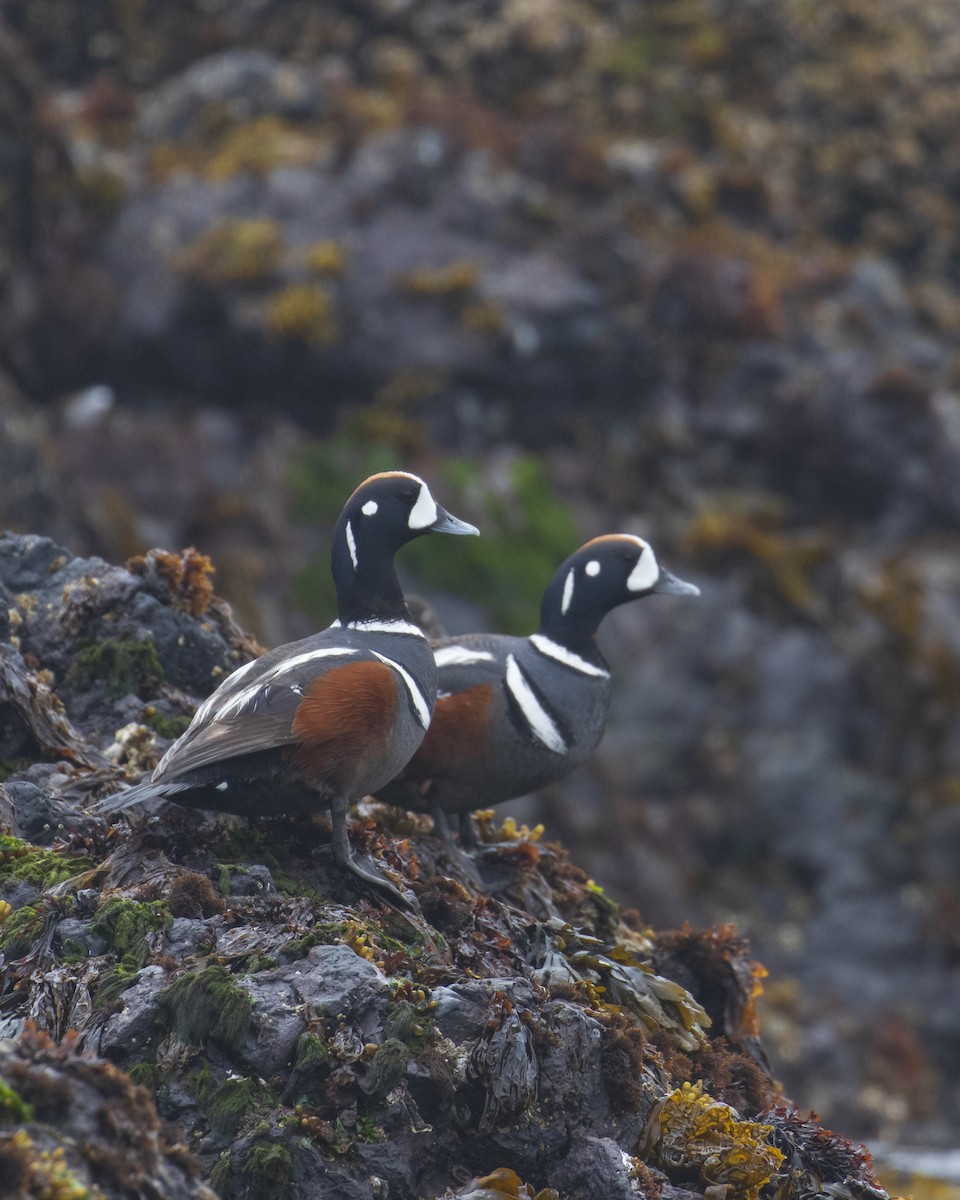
[0,534,886,1200]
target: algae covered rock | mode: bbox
[0,533,893,1200]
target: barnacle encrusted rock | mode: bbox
[0,535,895,1200]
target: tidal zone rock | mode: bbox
[0,534,891,1200]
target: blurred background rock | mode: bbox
[1,0,959,1165]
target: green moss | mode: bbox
[0,1078,34,1122]
[143,709,191,739]
[247,954,280,973]
[282,1032,331,1106]
[0,904,42,958]
[283,922,348,961]
[0,837,92,887]
[162,964,253,1052]
[355,1115,382,1143]
[128,1063,162,1090]
[66,637,164,699]
[93,954,142,1012]
[207,1076,277,1135]
[209,1151,232,1193]
[90,898,171,968]
[367,1038,409,1096]
[241,1141,293,1200]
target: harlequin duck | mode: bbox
[376,534,698,850]
[96,472,479,903]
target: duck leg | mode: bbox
[328,794,416,910]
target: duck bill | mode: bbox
[652,568,700,596]
[430,505,480,536]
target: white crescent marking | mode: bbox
[408,483,439,530]
[371,651,432,728]
[627,544,658,592]
[504,654,566,753]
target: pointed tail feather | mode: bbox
[91,778,194,815]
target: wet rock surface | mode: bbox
[0,536,888,1200]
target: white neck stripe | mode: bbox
[346,521,358,570]
[529,634,609,678]
[504,654,566,753]
[371,651,432,728]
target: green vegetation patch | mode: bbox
[207,1076,278,1135]
[241,1140,293,1200]
[65,637,165,699]
[162,964,253,1052]
[93,955,143,1012]
[0,837,92,887]
[90,898,172,968]
[0,1078,34,1122]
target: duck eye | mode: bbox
[398,487,417,503]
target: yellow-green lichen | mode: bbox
[303,240,346,277]
[395,260,481,298]
[175,219,284,286]
[645,1080,786,1200]
[265,283,338,346]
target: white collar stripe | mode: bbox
[504,654,566,753]
[371,651,432,728]
[529,634,609,678]
[346,619,426,637]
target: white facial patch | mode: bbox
[561,568,575,615]
[434,645,496,668]
[371,651,432,728]
[529,634,610,678]
[408,482,438,530]
[346,520,358,570]
[626,540,659,592]
[585,560,601,577]
[362,500,378,516]
[504,654,566,753]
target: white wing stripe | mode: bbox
[434,645,496,668]
[504,654,566,753]
[529,634,609,678]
